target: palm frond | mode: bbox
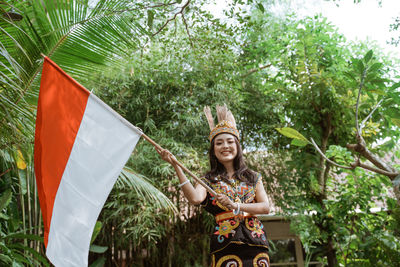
[0,0,152,153]
[117,166,177,215]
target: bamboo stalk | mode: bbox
[37,210,42,253]
[141,133,217,196]
[33,178,37,251]
[27,165,32,250]
[18,170,27,247]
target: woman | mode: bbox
[158,105,270,266]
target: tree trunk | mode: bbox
[347,139,400,204]
[317,116,338,266]
[394,176,400,206]
[318,113,332,193]
[326,237,338,267]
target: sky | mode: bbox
[301,0,400,56]
[87,0,400,57]
[208,0,400,57]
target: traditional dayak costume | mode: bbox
[201,106,270,267]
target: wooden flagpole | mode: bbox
[141,133,217,196]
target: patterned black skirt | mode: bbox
[211,242,270,267]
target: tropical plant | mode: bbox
[1,0,201,264]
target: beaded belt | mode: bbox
[215,210,254,223]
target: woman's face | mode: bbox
[213,133,238,164]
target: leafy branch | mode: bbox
[241,64,272,78]
[181,12,194,48]
[276,50,400,203]
[14,1,185,106]
[152,0,191,37]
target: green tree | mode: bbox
[234,6,400,265]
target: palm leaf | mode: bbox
[0,0,151,155]
[117,166,177,214]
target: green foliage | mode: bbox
[0,141,48,265]
[101,167,176,245]
[325,145,354,165]
[275,127,309,142]
[328,170,400,265]
[0,183,49,266]
[275,127,310,147]
[89,245,108,254]
[89,256,107,267]
[241,9,400,265]
[90,221,103,245]
[271,45,400,264]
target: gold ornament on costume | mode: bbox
[253,252,270,266]
[216,255,243,267]
[204,104,240,142]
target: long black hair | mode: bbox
[204,135,257,185]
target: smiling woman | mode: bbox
[158,105,270,267]
[213,134,238,165]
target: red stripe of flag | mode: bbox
[34,57,90,246]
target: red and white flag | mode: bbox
[34,57,142,266]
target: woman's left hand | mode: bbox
[216,194,237,210]
[156,148,178,166]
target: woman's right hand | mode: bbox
[216,194,237,210]
[157,148,178,166]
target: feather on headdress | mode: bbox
[203,106,215,131]
[204,104,239,142]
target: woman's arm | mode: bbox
[158,149,207,205]
[216,178,270,214]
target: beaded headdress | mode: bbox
[204,104,240,142]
